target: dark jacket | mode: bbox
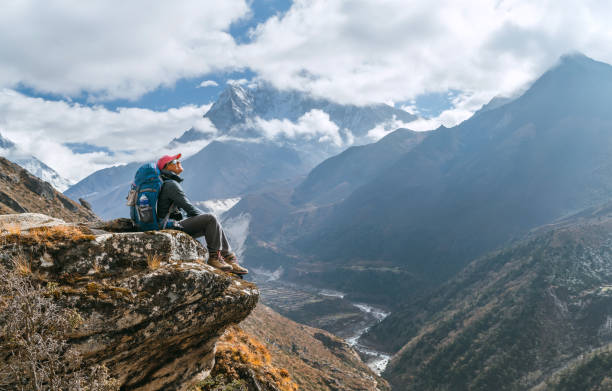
[157,170,202,219]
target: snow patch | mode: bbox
[222,212,250,260]
[353,303,390,321]
[319,289,345,299]
[194,197,241,217]
[252,266,284,281]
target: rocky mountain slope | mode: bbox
[0,157,96,222]
[284,53,612,303]
[240,304,389,391]
[361,202,612,390]
[0,213,259,390]
[222,127,430,277]
[292,128,429,206]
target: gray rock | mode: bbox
[0,212,65,229]
[79,197,93,210]
[0,190,27,213]
[0,214,259,390]
[87,217,135,233]
[22,171,55,200]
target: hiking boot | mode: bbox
[207,251,232,271]
[221,251,249,274]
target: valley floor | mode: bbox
[248,269,392,374]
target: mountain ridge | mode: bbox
[286,53,612,302]
[371,200,612,390]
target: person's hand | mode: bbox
[170,211,183,221]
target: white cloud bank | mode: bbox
[253,109,352,147]
[0,0,249,100]
[4,0,612,107]
[198,80,220,88]
[0,89,214,181]
[238,0,612,107]
[405,91,496,132]
[3,0,612,180]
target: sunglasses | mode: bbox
[165,159,181,168]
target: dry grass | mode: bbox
[0,262,119,390]
[12,255,31,276]
[1,224,95,248]
[0,224,21,236]
[147,254,163,270]
[92,262,102,274]
[210,326,298,391]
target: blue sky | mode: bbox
[1,0,611,181]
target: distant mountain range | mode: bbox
[172,82,416,145]
[66,84,419,219]
[0,132,73,192]
[264,53,612,303]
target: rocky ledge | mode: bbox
[0,213,258,390]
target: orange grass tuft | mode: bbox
[147,254,163,270]
[12,255,31,276]
[0,224,95,247]
[1,224,21,236]
[212,326,298,391]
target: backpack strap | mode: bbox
[160,201,174,229]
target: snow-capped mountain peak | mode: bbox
[204,84,255,132]
[193,82,417,144]
[0,132,73,192]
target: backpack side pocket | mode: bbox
[126,185,138,206]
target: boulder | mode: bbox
[0,213,258,390]
[0,212,65,229]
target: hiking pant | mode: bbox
[179,213,231,253]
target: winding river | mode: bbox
[341,301,391,375]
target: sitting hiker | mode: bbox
[156,153,248,274]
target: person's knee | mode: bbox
[202,213,218,224]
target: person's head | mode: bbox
[157,153,183,174]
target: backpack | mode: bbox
[126,163,174,231]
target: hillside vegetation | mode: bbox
[365,203,612,390]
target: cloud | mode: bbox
[253,109,352,147]
[402,91,494,131]
[0,1,249,100]
[4,0,612,178]
[367,91,493,138]
[221,212,251,260]
[198,80,219,88]
[227,78,250,86]
[237,0,612,107]
[0,89,213,181]
[366,116,416,141]
[4,0,612,111]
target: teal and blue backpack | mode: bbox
[127,163,173,231]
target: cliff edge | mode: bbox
[0,213,258,390]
